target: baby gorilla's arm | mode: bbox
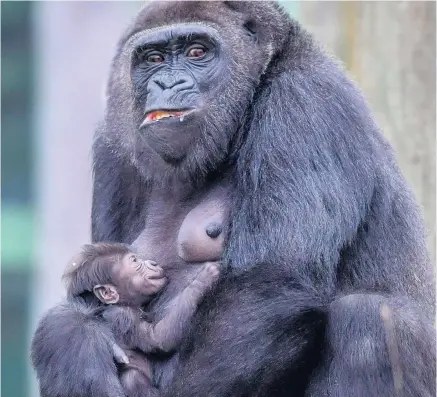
[104,262,220,354]
[137,261,220,353]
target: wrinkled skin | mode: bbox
[31,2,435,397]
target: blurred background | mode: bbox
[1,1,435,396]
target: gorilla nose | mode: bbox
[152,75,193,91]
[206,223,222,238]
[144,260,159,270]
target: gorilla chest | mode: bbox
[132,183,229,272]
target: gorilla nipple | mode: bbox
[206,223,222,238]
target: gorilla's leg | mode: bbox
[120,369,159,397]
[161,270,327,397]
[308,294,436,397]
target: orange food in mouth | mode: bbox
[145,110,185,122]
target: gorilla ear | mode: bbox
[93,284,120,304]
[243,20,257,38]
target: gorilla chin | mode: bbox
[140,109,202,163]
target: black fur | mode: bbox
[31,301,126,397]
[31,2,435,397]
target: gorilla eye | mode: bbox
[131,256,137,263]
[187,46,207,59]
[147,53,164,63]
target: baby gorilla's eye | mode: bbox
[187,46,207,59]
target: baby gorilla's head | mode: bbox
[63,243,167,307]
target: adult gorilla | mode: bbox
[33,1,435,397]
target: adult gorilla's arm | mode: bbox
[31,302,129,397]
[91,129,148,244]
[30,130,140,397]
[31,137,143,397]
[163,18,434,397]
[91,133,122,242]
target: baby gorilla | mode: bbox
[63,243,220,397]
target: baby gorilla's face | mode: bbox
[116,253,167,305]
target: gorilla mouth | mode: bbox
[143,109,194,124]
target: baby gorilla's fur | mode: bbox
[62,243,220,397]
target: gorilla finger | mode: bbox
[112,342,130,364]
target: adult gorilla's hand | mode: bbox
[31,302,127,397]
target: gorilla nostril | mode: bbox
[153,79,166,90]
[206,223,222,238]
[173,79,187,87]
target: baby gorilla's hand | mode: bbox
[195,261,221,288]
[102,306,140,336]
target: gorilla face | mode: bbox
[107,1,287,173]
[130,24,228,162]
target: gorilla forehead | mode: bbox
[128,23,222,53]
[135,1,251,29]
[128,1,289,44]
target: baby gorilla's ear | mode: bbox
[93,284,120,304]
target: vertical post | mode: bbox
[28,2,141,396]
